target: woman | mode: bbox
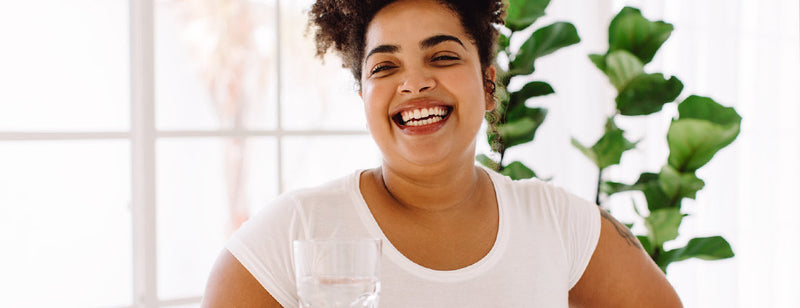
[202,0,682,306]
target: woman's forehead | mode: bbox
[364,0,471,52]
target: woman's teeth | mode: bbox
[405,116,444,126]
[400,106,449,126]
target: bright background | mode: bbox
[0,0,797,307]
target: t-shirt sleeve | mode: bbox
[225,194,305,308]
[555,188,601,289]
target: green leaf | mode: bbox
[476,154,499,171]
[657,165,681,199]
[507,104,547,124]
[498,32,511,52]
[612,172,680,213]
[633,173,672,211]
[604,50,645,91]
[644,208,685,247]
[588,53,606,73]
[636,172,659,184]
[643,181,671,211]
[616,73,683,116]
[657,236,735,269]
[637,235,654,255]
[654,254,670,273]
[601,181,637,196]
[658,165,705,204]
[608,6,674,64]
[591,119,637,169]
[668,96,741,172]
[505,0,550,31]
[669,236,735,261]
[500,161,537,180]
[570,118,635,170]
[667,119,740,172]
[678,95,742,126]
[508,81,555,111]
[510,22,581,76]
[498,117,538,148]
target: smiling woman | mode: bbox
[201,0,682,307]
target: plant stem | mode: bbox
[595,168,603,206]
[497,147,506,172]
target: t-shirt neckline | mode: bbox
[347,166,510,283]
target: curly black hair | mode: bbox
[308,0,506,89]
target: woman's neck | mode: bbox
[377,157,485,214]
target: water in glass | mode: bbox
[298,276,380,308]
[294,239,381,308]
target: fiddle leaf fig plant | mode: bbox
[574,7,738,272]
[478,0,580,179]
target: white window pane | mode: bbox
[157,137,278,300]
[0,1,129,131]
[282,136,381,192]
[279,0,367,131]
[0,141,132,307]
[155,0,278,131]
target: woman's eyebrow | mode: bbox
[365,44,399,63]
[363,35,464,64]
[420,34,464,50]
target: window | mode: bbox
[0,0,380,307]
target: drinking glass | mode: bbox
[293,239,381,308]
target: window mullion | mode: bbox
[275,0,284,194]
[130,0,158,307]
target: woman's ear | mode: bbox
[484,65,497,111]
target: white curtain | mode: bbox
[510,0,800,307]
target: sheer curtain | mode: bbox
[514,0,800,307]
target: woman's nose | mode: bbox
[398,69,436,94]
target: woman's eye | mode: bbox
[370,64,396,76]
[433,54,460,62]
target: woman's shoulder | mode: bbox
[240,170,363,227]
[275,169,363,206]
[484,167,597,221]
[484,167,574,201]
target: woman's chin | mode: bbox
[385,144,476,172]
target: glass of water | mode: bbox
[293,239,381,308]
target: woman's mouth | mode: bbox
[392,106,453,127]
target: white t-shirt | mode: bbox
[226,167,600,307]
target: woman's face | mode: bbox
[360,0,494,169]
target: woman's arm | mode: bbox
[568,208,683,308]
[201,250,284,308]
